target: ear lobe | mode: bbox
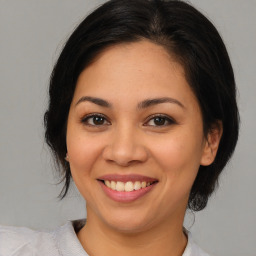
[200,121,223,166]
[65,153,69,162]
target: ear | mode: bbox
[65,153,69,162]
[200,121,223,166]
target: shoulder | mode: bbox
[183,231,212,256]
[0,224,60,256]
[0,220,87,256]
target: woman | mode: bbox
[0,0,239,255]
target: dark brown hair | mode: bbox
[44,0,239,211]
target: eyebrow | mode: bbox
[137,97,185,109]
[76,96,184,109]
[76,96,112,108]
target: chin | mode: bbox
[99,209,156,234]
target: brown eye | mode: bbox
[145,115,175,127]
[82,114,110,126]
[153,117,166,126]
[92,116,105,125]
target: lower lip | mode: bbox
[98,181,157,203]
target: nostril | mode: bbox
[102,143,148,166]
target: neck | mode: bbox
[77,210,187,256]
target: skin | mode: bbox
[66,40,222,256]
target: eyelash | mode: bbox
[80,113,176,127]
[81,113,110,127]
[144,114,176,127]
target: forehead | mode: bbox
[87,40,182,80]
[72,40,197,108]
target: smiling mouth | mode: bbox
[97,175,158,202]
[98,180,158,192]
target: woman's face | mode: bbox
[66,40,213,232]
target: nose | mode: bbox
[102,126,148,167]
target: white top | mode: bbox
[0,220,210,256]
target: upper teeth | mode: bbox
[104,180,152,192]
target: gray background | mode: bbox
[0,1,255,255]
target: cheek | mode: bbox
[66,127,103,179]
[66,131,105,202]
[152,130,204,185]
